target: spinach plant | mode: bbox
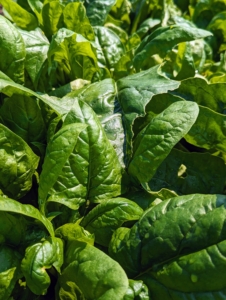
[0,0,226,299]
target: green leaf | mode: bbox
[207,11,226,52]
[117,65,180,164]
[0,94,46,146]
[94,26,125,70]
[0,197,54,237]
[0,124,39,199]
[186,105,226,153]
[109,194,226,277]
[0,16,25,84]
[149,148,226,195]
[0,246,22,300]
[42,1,64,39]
[139,240,226,299]
[38,123,87,214]
[48,28,99,83]
[80,198,143,246]
[21,237,64,295]
[63,2,95,41]
[61,78,125,166]
[27,0,43,25]
[57,240,128,300]
[46,100,124,210]
[0,0,38,30]
[18,27,49,89]
[84,0,117,26]
[128,101,199,184]
[123,279,150,300]
[133,25,213,70]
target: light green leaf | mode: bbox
[128,101,199,184]
[0,197,54,237]
[21,237,64,295]
[63,2,95,41]
[80,198,143,246]
[0,124,39,199]
[0,16,25,84]
[57,240,128,300]
[27,0,43,24]
[38,123,87,214]
[0,0,38,30]
[123,279,149,300]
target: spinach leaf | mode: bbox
[128,101,199,184]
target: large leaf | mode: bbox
[117,65,180,163]
[149,148,226,195]
[133,24,213,70]
[109,194,226,277]
[38,123,87,214]
[21,237,64,295]
[0,16,25,84]
[46,100,124,210]
[80,198,143,246]
[0,197,54,237]
[0,124,39,199]
[128,101,199,184]
[60,78,125,166]
[56,240,128,300]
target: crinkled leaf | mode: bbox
[47,100,124,209]
[0,124,39,199]
[0,16,25,84]
[84,0,116,26]
[123,279,150,300]
[38,123,87,213]
[0,197,54,237]
[80,198,143,246]
[0,0,38,30]
[21,237,64,295]
[94,26,125,70]
[128,101,199,183]
[57,240,128,300]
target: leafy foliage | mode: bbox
[0,0,226,299]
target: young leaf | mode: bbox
[57,240,128,300]
[80,198,143,246]
[128,101,199,184]
[0,124,39,199]
[21,237,64,295]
